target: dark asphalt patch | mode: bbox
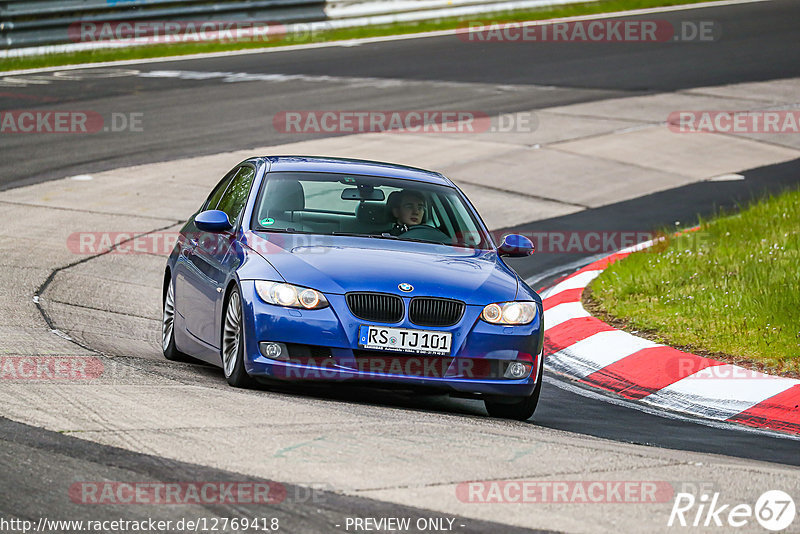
[0,416,551,534]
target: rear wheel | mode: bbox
[484,357,543,421]
[222,288,256,388]
[162,279,190,361]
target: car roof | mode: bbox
[253,156,453,186]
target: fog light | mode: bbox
[259,342,286,360]
[504,361,531,379]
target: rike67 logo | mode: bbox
[668,490,795,531]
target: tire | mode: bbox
[221,287,256,388]
[162,278,190,362]
[484,356,543,421]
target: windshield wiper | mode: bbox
[334,231,454,245]
[399,237,445,244]
[254,227,316,234]
[330,232,400,239]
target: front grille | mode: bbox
[346,292,404,323]
[409,297,465,327]
[284,343,332,359]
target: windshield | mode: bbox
[250,171,491,248]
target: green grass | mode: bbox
[589,188,800,375]
[1,0,713,72]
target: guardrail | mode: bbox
[0,0,588,54]
[0,0,327,49]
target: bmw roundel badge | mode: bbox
[398,283,414,292]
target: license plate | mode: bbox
[358,325,452,356]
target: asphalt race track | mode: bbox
[1,0,800,532]
[3,0,800,190]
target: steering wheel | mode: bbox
[400,224,450,243]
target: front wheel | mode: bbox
[484,357,543,421]
[222,288,256,388]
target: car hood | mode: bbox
[244,232,518,304]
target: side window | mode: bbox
[216,166,256,227]
[203,170,236,211]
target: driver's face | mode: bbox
[395,195,426,226]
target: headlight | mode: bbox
[255,281,329,309]
[480,301,537,325]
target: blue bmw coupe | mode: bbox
[163,156,544,419]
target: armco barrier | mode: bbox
[0,0,589,52]
[0,0,327,49]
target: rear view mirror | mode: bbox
[341,187,385,201]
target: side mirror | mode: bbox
[498,234,534,257]
[195,210,233,232]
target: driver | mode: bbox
[389,189,426,235]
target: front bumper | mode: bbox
[239,281,543,397]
